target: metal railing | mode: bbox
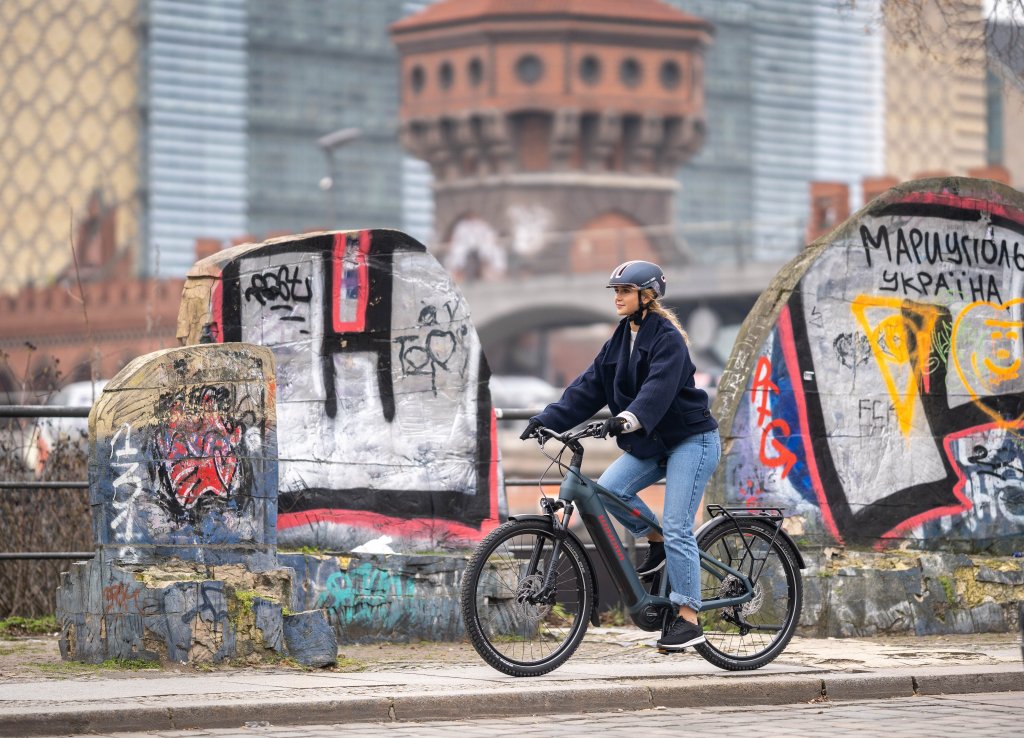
[1,404,636,561]
[0,404,92,560]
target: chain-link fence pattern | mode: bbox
[0,0,140,295]
[883,0,990,180]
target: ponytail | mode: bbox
[641,289,690,346]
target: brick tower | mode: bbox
[391,0,712,280]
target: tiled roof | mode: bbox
[392,0,708,32]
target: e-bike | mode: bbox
[460,422,805,676]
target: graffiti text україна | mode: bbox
[860,224,1024,302]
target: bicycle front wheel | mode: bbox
[694,518,802,671]
[460,519,593,677]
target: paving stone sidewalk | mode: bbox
[0,629,1021,737]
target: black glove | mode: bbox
[599,416,627,438]
[519,419,542,441]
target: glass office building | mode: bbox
[145,0,248,277]
[399,1,437,246]
[667,0,883,262]
[811,2,884,211]
[143,0,417,276]
[670,0,757,264]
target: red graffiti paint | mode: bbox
[873,421,1019,545]
[776,305,843,544]
[759,417,796,478]
[158,396,243,509]
[738,478,765,508]
[102,583,141,612]
[750,356,797,479]
[893,190,1024,227]
[332,230,371,332]
[751,356,779,427]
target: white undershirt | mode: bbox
[620,326,641,433]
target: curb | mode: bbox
[1,669,1022,736]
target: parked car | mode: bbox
[36,379,108,451]
[488,375,562,412]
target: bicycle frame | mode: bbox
[532,429,772,632]
[564,469,759,630]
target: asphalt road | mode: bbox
[98,691,1023,738]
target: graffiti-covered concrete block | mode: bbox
[88,343,278,568]
[176,229,503,552]
[279,551,467,643]
[253,598,285,654]
[712,177,1024,553]
[55,556,333,666]
[282,610,337,667]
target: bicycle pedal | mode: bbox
[656,646,687,655]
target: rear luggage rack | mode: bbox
[706,504,785,521]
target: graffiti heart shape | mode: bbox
[951,297,1024,428]
[158,411,244,509]
[426,329,457,367]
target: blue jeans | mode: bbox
[597,429,721,611]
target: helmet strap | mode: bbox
[631,295,647,326]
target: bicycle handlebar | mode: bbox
[534,421,607,446]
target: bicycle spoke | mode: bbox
[694,519,802,670]
[462,521,592,676]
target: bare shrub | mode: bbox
[0,351,92,618]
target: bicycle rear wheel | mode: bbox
[694,518,802,671]
[460,519,593,676]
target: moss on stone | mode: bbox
[954,566,1024,609]
[937,575,955,603]
[226,587,264,635]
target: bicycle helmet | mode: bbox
[607,260,667,297]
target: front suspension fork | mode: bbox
[532,499,574,601]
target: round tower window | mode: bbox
[660,60,681,90]
[579,55,601,86]
[468,57,484,87]
[619,58,642,88]
[411,65,425,93]
[439,61,454,90]
[515,54,544,85]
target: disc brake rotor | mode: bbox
[719,575,765,617]
[514,573,551,617]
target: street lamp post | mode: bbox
[316,127,362,227]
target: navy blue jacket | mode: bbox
[533,312,717,460]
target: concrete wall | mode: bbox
[710,177,1024,553]
[801,550,1024,637]
[177,229,503,553]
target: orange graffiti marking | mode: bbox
[102,582,141,613]
[750,356,796,479]
[951,298,1024,428]
[851,296,942,437]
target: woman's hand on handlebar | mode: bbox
[598,416,627,438]
[519,419,542,440]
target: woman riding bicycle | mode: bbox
[521,260,721,651]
